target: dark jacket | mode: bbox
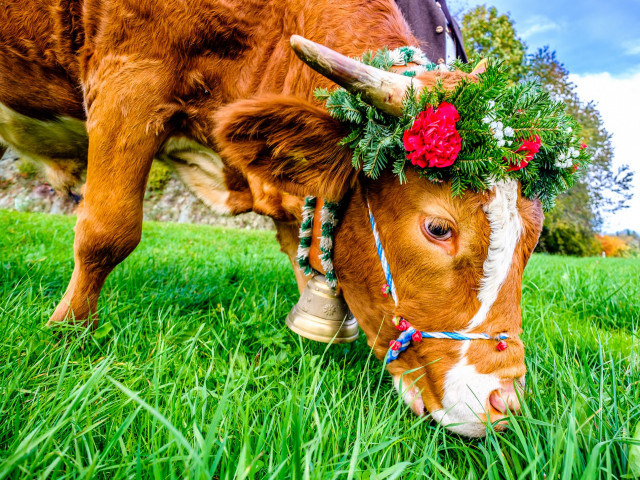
[395,0,468,64]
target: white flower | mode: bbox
[494,129,504,140]
[482,116,492,124]
[554,151,573,169]
[569,147,579,158]
[488,100,496,109]
[566,127,573,134]
[504,126,514,137]
[497,139,506,147]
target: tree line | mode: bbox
[462,5,635,256]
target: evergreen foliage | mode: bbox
[315,50,592,210]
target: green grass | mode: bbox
[0,209,639,479]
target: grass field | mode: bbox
[0,209,639,479]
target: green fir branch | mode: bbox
[312,52,592,209]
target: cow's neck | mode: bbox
[332,182,396,358]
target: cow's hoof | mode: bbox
[46,317,99,330]
[47,301,99,330]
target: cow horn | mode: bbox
[290,35,413,117]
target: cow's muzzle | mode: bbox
[489,379,523,415]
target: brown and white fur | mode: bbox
[0,0,543,437]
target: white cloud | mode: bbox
[569,69,640,233]
[622,40,640,56]
[520,20,560,40]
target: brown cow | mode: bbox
[0,0,543,437]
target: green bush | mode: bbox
[537,222,601,256]
[16,158,38,179]
[147,161,172,192]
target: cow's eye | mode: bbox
[425,218,453,240]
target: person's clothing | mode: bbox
[395,0,468,64]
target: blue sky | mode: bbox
[452,0,640,232]
[454,0,640,75]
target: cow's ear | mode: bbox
[213,94,357,201]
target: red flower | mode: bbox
[506,135,541,171]
[580,142,587,149]
[403,102,462,169]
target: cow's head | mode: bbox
[214,37,544,437]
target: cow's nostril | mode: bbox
[489,384,522,414]
[489,390,507,413]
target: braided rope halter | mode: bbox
[367,203,509,364]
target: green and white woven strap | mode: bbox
[296,197,341,288]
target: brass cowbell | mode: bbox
[286,274,359,344]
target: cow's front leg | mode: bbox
[48,63,173,327]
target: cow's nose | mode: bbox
[489,380,522,414]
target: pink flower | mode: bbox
[403,102,462,169]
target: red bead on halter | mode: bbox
[381,283,390,298]
[411,331,423,342]
[392,317,410,331]
[496,340,508,351]
[389,340,402,351]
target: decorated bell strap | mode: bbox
[297,196,341,288]
[386,317,510,364]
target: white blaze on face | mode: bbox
[433,179,523,436]
[431,342,502,437]
[467,179,523,330]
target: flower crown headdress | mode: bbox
[313,46,590,210]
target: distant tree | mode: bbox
[596,235,629,257]
[461,5,634,256]
[527,47,634,230]
[614,230,640,257]
[461,5,527,84]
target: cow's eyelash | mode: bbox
[424,217,454,240]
